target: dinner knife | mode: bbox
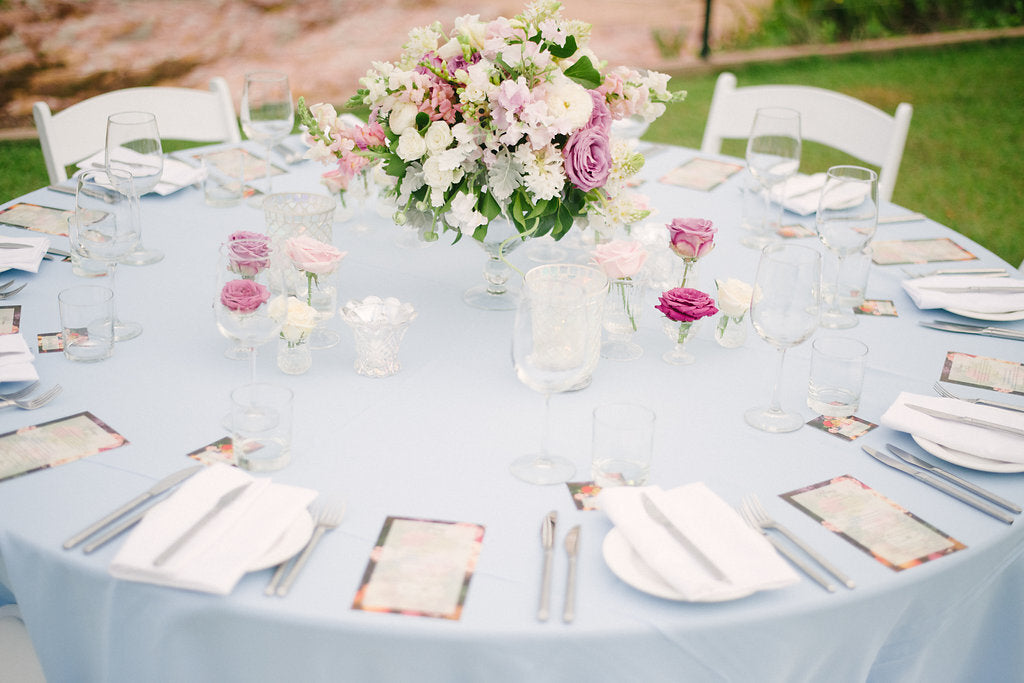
[63,464,203,549]
[886,443,1022,514]
[918,320,1024,342]
[0,242,32,249]
[906,403,1024,438]
[641,493,728,582]
[562,525,580,624]
[877,212,926,225]
[153,482,250,566]
[917,285,1024,294]
[861,446,1014,524]
[537,510,557,622]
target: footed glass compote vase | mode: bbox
[662,319,701,365]
[463,217,526,311]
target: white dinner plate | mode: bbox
[247,510,314,571]
[911,434,1024,474]
[943,307,1024,322]
[601,528,756,603]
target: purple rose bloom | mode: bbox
[655,287,719,322]
[220,279,270,314]
[586,90,612,133]
[563,126,612,192]
[226,233,270,277]
[667,218,716,259]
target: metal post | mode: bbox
[701,0,713,59]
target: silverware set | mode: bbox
[0,279,26,299]
[536,510,579,623]
[738,495,853,592]
[933,382,1024,413]
[266,501,345,597]
[0,383,62,410]
[918,319,1024,341]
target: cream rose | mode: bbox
[396,128,427,162]
[424,120,454,155]
[275,296,317,344]
[388,102,420,136]
[716,278,755,317]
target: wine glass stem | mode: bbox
[248,346,258,384]
[769,346,788,414]
[264,142,274,194]
[107,263,120,319]
[539,392,553,461]
[831,254,847,315]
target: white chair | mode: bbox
[33,77,241,184]
[0,605,47,683]
[701,72,913,204]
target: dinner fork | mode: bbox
[0,384,62,410]
[0,283,27,299]
[737,502,835,592]
[933,382,1024,414]
[0,279,18,292]
[900,266,1007,279]
[274,501,345,597]
[0,381,40,401]
[742,495,855,589]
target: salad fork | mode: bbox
[737,502,835,593]
[0,283,27,299]
[742,495,855,589]
[933,382,1024,414]
[0,384,62,410]
[274,501,345,597]
[0,381,40,401]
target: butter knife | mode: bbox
[906,403,1024,438]
[861,446,1014,524]
[886,443,1021,514]
[63,464,203,549]
[537,510,557,622]
[641,493,728,582]
[562,525,580,623]
[153,482,250,566]
[918,320,1024,342]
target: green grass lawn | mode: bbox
[2,37,1021,266]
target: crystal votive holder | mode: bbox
[340,296,417,378]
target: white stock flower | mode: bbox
[396,128,427,161]
[422,156,455,206]
[388,102,420,135]
[716,278,756,317]
[424,120,454,155]
[446,191,487,233]
[308,103,338,133]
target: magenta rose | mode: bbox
[667,218,716,259]
[220,279,270,314]
[285,235,346,275]
[655,287,719,322]
[226,232,270,277]
[563,126,612,192]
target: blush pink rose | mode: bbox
[592,240,648,279]
[667,218,717,259]
[226,232,270,277]
[285,235,347,275]
[655,287,718,322]
[220,279,270,313]
[563,125,612,192]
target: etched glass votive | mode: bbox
[340,296,417,378]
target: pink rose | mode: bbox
[220,279,270,314]
[586,90,612,133]
[226,233,270,277]
[655,287,718,322]
[667,218,716,259]
[285,235,347,275]
[563,125,612,192]
[592,240,648,279]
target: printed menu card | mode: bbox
[941,351,1024,396]
[352,516,485,620]
[870,238,975,265]
[782,475,965,571]
[0,412,128,481]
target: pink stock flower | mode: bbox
[220,279,270,314]
[655,287,718,323]
[285,235,346,276]
[563,125,612,192]
[667,218,716,259]
[592,240,647,279]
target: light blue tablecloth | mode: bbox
[1,143,1022,682]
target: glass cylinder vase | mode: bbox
[714,312,748,348]
[601,277,646,361]
[277,337,312,375]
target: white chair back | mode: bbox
[33,77,241,184]
[700,72,912,204]
[0,605,47,683]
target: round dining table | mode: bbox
[1,140,1022,683]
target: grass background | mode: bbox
[1,37,1021,266]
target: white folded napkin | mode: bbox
[0,236,50,274]
[110,463,318,594]
[599,484,799,601]
[0,334,37,383]
[780,173,869,216]
[902,275,1024,314]
[78,151,205,196]
[881,391,1024,464]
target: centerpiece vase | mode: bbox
[463,217,527,311]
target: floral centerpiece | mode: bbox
[297,1,684,244]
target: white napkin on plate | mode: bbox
[0,333,37,383]
[881,392,1024,464]
[78,150,205,196]
[599,483,799,601]
[110,463,318,594]
[780,172,870,216]
[901,275,1024,314]
[0,236,50,274]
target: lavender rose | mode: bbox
[563,126,612,192]
[655,287,718,322]
[586,89,612,133]
[667,218,716,259]
[226,232,270,277]
[220,279,270,314]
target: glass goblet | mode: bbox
[743,107,801,249]
[105,111,164,265]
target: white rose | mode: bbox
[423,120,454,155]
[716,278,755,317]
[396,128,427,162]
[281,297,317,343]
[388,102,420,135]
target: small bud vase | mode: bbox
[662,319,700,365]
[678,257,700,289]
[277,338,312,375]
[601,277,646,361]
[714,312,748,348]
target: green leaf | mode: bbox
[415,112,430,131]
[564,56,601,89]
[480,192,502,221]
[547,35,577,59]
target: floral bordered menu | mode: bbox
[0,411,128,482]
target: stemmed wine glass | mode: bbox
[241,71,294,207]
[743,107,801,249]
[815,165,879,329]
[510,278,589,484]
[105,111,164,265]
[70,168,142,341]
[744,243,821,433]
